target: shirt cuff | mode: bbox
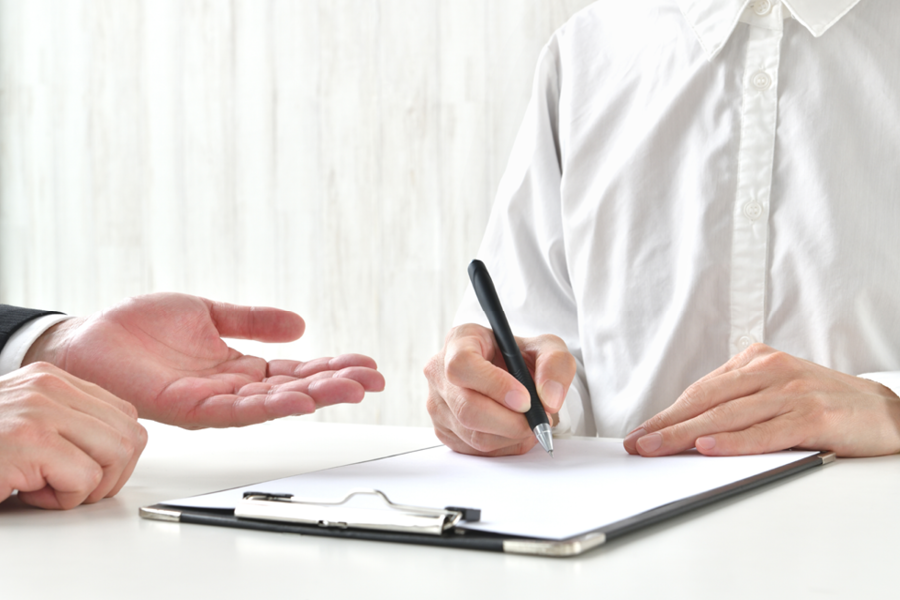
[0,314,74,376]
[857,371,900,399]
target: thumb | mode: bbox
[522,334,576,413]
[207,301,306,342]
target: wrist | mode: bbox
[23,317,81,368]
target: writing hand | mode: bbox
[623,344,900,457]
[424,323,575,456]
[0,363,147,509]
[25,293,385,428]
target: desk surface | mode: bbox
[1,419,896,599]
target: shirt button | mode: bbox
[743,201,763,221]
[738,335,755,350]
[753,0,772,16]
[751,71,772,90]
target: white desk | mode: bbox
[1,419,896,599]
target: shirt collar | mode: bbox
[677,0,864,59]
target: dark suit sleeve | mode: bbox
[0,305,65,354]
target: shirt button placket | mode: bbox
[729,4,783,357]
[753,0,773,16]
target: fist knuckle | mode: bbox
[18,393,54,413]
[30,371,68,391]
[133,422,149,451]
[115,434,137,463]
[21,361,58,375]
[85,463,104,489]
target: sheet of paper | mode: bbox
[162,438,818,540]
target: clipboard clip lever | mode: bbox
[236,489,480,536]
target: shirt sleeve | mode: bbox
[856,372,900,401]
[453,36,596,437]
[0,311,71,376]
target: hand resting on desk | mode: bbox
[22,293,386,429]
[0,362,147,509]
[623,343,900,458]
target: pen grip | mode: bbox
[468,260,550,430]
[497,344,548,431]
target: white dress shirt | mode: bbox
[455,0,900,437]
[0,315,72,376]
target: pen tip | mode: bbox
[549,450,554,458]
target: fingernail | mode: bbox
[696,436,716,451]
[624,427,647,447]
[637,432,662,453]
[504,389,531,412]
[539,381,565,411]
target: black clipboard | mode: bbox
[140,448,834,557]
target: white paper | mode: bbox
[162,438,819,540]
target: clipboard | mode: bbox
[140,440,835,558]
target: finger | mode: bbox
[54,406,146,502]
[18,363,138,419]
[444,336,530,412]
[428,390,534,455]
[268,376,371,407]
[271,367,384,395]
[688,343,772,387]
[631,392,786,456]
[206,300,305,343]
[16,435,103,510]
[627,345,773,443]
[332,366,385,391]
[243,366,385,400]
[184,377,372,427]
[694,416,809,456]
[268,354,379,378]
[522,335,576,413]
[624,368,767,454]
[188,391,319,426]
[103,420,148,498]
[443,384,534,442]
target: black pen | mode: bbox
[467,259,554,456]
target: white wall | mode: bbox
[0,0,595,426]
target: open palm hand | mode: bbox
[29,293,384,428]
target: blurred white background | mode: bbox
[0,0,594,426]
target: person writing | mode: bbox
[0,293,384,509]
[425,0,900,458]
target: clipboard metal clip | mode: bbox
[235,489,481,536]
